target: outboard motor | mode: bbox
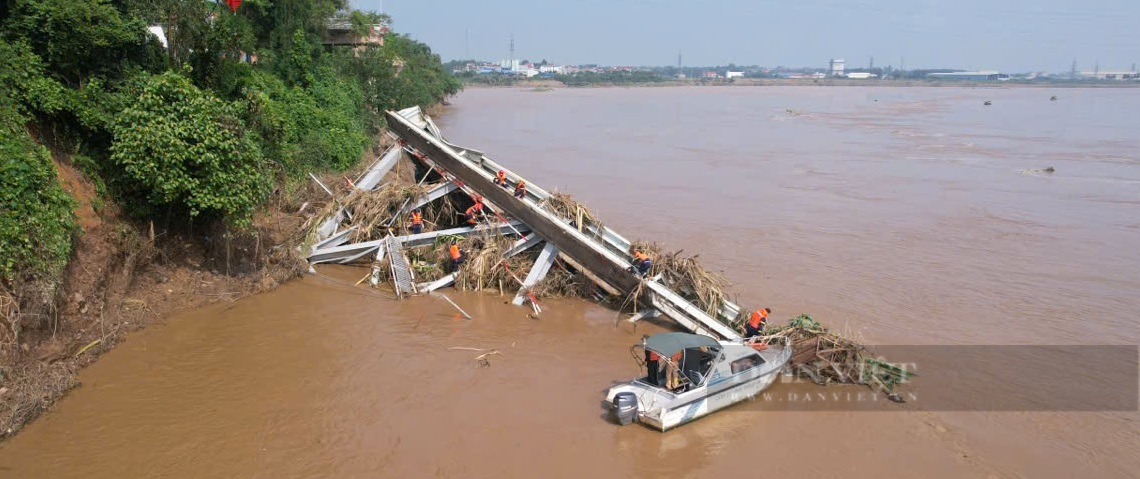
[612,392,638,426]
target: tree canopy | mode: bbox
[0,0,459,283]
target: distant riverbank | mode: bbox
[463,77,1140,89]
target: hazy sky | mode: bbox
[352,0,1138,73]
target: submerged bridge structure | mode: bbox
[306,107,745,340]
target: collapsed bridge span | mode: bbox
[306,106,744,340]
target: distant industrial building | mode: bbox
[500,59,521,72]
[726,71,744,79]
[927,71,1009,81]
[829,58,845,77]
[1078,70,1139,80]
[844,72,876,79]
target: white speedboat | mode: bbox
[606,332,791,431]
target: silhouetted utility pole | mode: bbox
[1070,58,1077,79]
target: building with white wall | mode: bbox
[829,58,845,76]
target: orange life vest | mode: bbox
[649,351,660,361]
[496,171,506,183]
[515,180,526,192]
[411,212,423,225]
[465,203,483,216]
[748,309,768,328]
[634,251,649,262]
[449,245,461,260]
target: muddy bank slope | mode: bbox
[0,142,386,439]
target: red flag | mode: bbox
[226,0,242,13]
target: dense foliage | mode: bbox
[5,0,156,86]
[0,133,77,281]
[110,71,268,224]
[0,40,75,282]
[243,66,368,176]
[0,0,458,284]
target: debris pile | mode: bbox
[759,314,914,394]
[626,240,734,320]
[540,191,604,236]
[451,233,532,293]
[532,262,595,298]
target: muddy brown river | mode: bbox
[2,86,1138,478]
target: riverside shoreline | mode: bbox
[463,77,1140,89]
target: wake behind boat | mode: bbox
[606,332,791,431]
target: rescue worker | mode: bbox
[449,242,464,272]
[514,180,527,199]
[646,349,661,386]
[464,200,484,225]
[745,308,771,338]
[631,250,651,276]
[494,169,508,188]
[409,208,424,234]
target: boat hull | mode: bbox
[639,370,781,431]
[606,340,791,431]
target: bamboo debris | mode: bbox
[340,183,432,242]
[303,164,458,249]
[531,259,595,298]
[628,241,734,318]
[453,233,535,292]
[541,191,604,235]
[757,314,914,393]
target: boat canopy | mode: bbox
[644,332,719,358]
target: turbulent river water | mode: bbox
[1,86,1138,478]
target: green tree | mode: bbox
[241,0,346,51]
[109,70,268,225]
[348,10,390,36]
[3,0,154,86]
[242,67,367,175]
[280,29,315,86]
[381,34,461,108]
[0,40,68,118]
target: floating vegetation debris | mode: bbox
[541,190,604,237]
[628,241,733,318]
[759,314,914,393]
